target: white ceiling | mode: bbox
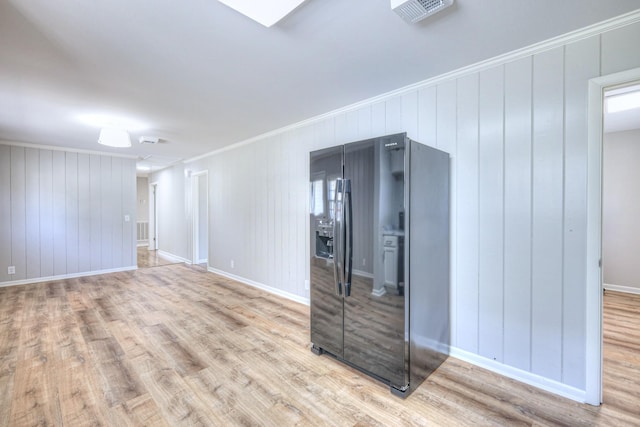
[2,0,640,169]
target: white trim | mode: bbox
[352,269,374,279]
[157,250,191,264]
[0,266,138,288]
[198,259,208,265]
[137,242,149,247]
[184,9,640,165]
[586,67,640,406]
[449,347,586,403]
[371,288,387,297]
[149,181,158,251]
[0,139,138,159]
[208,267,310,306]
[603,283,640,295]
[190,170,209,265]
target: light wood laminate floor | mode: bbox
[137,247,181,269]
[0,264,638,426]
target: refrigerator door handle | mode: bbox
[343,179,353,297]
[332,179,344,296]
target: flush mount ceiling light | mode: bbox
[98,128,132,148]
[216,0,308,27]
[606,90,640,113]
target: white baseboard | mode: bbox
[0,265,138,288]
[157,250,191,264]
[207,267,310,306]
[353,269,374,279]
[449,347,586,404]
[603,283,640,295]
[137,242,149,247]
[198,259,208,265]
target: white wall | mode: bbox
[0,144,137,284]
[197,173,208,262]
[603,129,640,291]
[157,17,640,400]
[137,176,149,223]
[152,163,189,260]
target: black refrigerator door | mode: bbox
[342,136,407,388]
[310,146,344,358]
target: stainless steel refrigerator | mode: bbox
[309,133,450,397]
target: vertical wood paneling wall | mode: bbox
[0,145,137,284]
[156,19,640,397]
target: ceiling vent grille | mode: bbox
[139,136,160,145]
[391,0,454,23]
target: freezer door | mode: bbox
[342,135,407,388]
[310,146,344,358]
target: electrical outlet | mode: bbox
[124,214,130,222]
[304,279,310,290]
[362,258,366,266]
[230,260,235,268]
[8,266,15,275]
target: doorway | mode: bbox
[191,171,209,266]
[601,82,640,407]
[149,182,158,251]
[586,67,640,405]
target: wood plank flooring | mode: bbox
[137,247,181,269]
[1,265,639,426]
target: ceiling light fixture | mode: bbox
[606,91,640,113]
[216,0,307,27]
[98,128,132,148]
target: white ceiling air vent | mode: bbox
[391,0,454,23]
[139,136,159,145]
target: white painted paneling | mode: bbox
[89,154,102,271]
[503,56,533,372]
[1,145,137,285]
[10,147,26,280]
[385,96,402,135]
[436,80,457,153]
[563,36,600,390]
[122,159,135,266]
[65,152,79,274]
[455,74,479,353]
[0,145,10,282]
[100,156,112,269]
[52,150,66,276]
[601,21,640,76]
[478,66,505,362]
[335,110,358,144]
[371,102,386,137]
[111,157,123,268]
[39,150,54,277]
[531,47,565,382]
[401,91,418,140]
[78,154,91,273]
[357,105,372,140]
[417,86,437,147]
[25,148,40,279]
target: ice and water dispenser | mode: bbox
[315,219,334,259]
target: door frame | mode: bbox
[148,181,158,251]
[586,66,640,405]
